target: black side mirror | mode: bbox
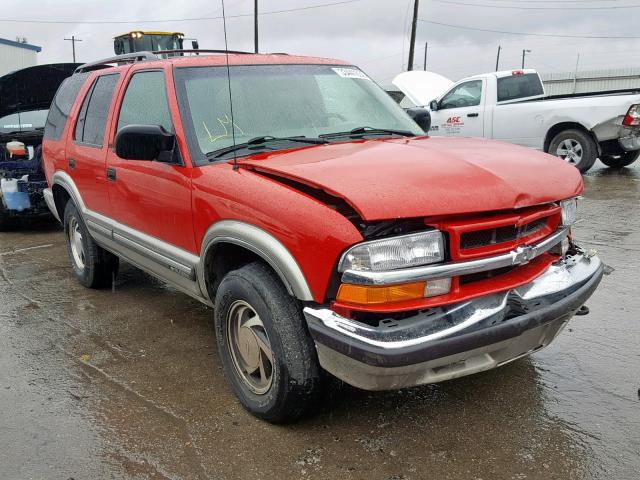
[406,107,432,133]
[115,124,176,162]
[429,100,439,111]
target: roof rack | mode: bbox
[75,52,158,73]
[151,49,252,56]
[73,48,278,74]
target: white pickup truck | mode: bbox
[393,69,640,172]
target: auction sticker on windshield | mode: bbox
[332,67,371,80]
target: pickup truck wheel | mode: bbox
[63,202,118,289]
[549,129,597,173]
[214,262,321,423]
[600,151,640,168]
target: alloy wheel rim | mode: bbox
[556,139,583,165]
[68,217,86,270]
[227,300,274,395]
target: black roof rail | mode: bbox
[74,51,158,73]
[151,49,252,56]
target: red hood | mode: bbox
[240,137,583,221]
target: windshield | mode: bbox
[173,64,423,164]
[0,110,48,134]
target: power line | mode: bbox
[419,19,640,39]
[0,0,365,25]
[431,0,640,9]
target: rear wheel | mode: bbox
[549,129,598,173]
[214,262,322,423]
[64,202,118,288]
[600,150,640,168]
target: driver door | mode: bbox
[432,79,485,138]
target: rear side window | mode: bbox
[117,71,172,133]
[44,72,89,141]
[74,74,120,147]
[497,73,544,102]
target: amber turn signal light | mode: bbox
[336,282,426,305]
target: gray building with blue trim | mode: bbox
[0,37,42,76]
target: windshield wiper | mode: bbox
[207,135,328,160]
[320,126,416,140]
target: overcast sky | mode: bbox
[2,0,639,86]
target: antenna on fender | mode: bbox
[221,0,239,170]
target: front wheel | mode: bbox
[548,129,598,173]
[214,262,322,423]
[600,150,640,168]
[64,202,119,288]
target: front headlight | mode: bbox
[560,198,578,226]
[338,230,445,272]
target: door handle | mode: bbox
[467,113,479,118]
[106,167,116,182]
[68,158,75,170]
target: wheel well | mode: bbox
[203,242,285,303]
[544,122,596,153]
[51,184,71,222]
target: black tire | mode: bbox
[214,262,322,423]
[600,150,640,168]
[63,201,118,288]
[548,129,598,173]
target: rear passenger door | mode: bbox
[66,73,121,216]
[105,68,195,253]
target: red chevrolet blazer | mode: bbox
[42,51,603,422]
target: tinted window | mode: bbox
[439,80,483,110]
[44,72,89,141]
[117,71,172,132]
[497,73,544,102]
[74,74,119,147]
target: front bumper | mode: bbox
[304,251,603,390]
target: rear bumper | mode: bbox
[619,132,640,151]
[43,188,60,221]
[303,251,603,390]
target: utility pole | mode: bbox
[495,45,501,71]
[64,35,82,62]
[423,41,428,70]
[254,0,259,53]
[522,49,531,69]
[407,0,419,71]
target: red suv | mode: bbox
[42,51,603,422]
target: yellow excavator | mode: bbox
[113,31,199,55]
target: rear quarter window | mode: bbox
[497,73,544,102]
[44,72,89,141]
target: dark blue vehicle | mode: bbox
[0,63,78,228]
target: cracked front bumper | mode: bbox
[304,252,603,391]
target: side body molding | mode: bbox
[50,171,206,304]
[199,220,314,301]
[51,172,314,304]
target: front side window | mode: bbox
[439,80,483,110]
[74,73,119,147]
[173,64,423,164]
[117,71,173,133]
